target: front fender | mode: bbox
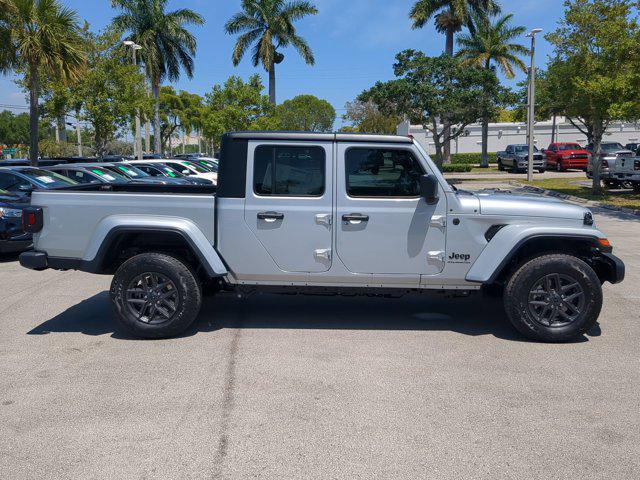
[465,225,606,284]
[85,215,227,277]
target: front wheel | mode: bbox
[503,254,602,342]
[633,182,640,193]
[497,160,505,171]
[110,253,202,339]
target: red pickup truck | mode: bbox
[545,143,590,171]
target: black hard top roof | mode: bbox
[224,131,413,144]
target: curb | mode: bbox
[508,181,640,217]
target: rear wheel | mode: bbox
[503,254,602,342]
[110,253,202,339]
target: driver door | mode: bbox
[335,143,447,277]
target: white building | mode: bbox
[397,117,640,154]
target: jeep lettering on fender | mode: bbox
[448,252,471,263]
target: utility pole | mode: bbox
[124,40,143,160]
[526,28,542,182]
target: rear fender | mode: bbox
[85,215,227,277]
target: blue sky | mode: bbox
[0,0,562,128]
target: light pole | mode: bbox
[526,28,542,182]
[123,40,143,160]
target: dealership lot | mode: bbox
[1,198,639,479]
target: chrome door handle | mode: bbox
[257,211,284,222]
[342,213,369,223]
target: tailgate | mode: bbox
[614,157,639,174]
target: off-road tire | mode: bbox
[503,254,602,342]
[110,253,202,339]
[632,182,640,193]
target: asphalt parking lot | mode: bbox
[1,195,639,479]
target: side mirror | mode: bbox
[18,184,34,192]
[182,170,191,175]
[419,174,439,205]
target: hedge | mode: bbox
[440,164,472,173]
[450,152,497,165]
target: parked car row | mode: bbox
[0,155,219,254]
[496,142,640,190]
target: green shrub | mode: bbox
[440,164,472,173]
[450,152,497,165]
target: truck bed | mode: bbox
[30,186,217,261]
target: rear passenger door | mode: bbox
[244,141,333,273]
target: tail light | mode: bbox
[22,207,43,233]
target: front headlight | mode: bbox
[0,207,22,219]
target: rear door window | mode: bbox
[253,145,325,197]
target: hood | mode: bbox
[601,149,634,158]
[0,194,29,207]
[476,191,589,220]
[559,149,588,156]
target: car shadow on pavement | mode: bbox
[0,252,21,263]
[27,291,599,343]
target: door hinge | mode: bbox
[315,213,332,227]
[430,215,447,228]
[314,249,332,262]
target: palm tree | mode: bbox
[111,0,204,154]
[410,0,501,55]
[457,12,528,167]
[1,0,84,165]
[225,0,318,105]
[410,0,500,163]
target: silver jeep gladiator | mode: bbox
[20,132,624,341]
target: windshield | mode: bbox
[558,144,582,151]
[111,164,150,178]
[179,161,209,174]
[89,167,128,182]
[601,143,625,152]
[157,165,182,178]
[22,169,77,187]
[514,145,539,153]
[196,159,218,172]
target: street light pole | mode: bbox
[124,40,143,160]
[526,28,542,182]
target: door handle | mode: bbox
[257,211,284,222]
[342,213,369,223]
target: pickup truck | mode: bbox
[544,142,589,171]
[497,144,546,173]
[585,142,636,188]
[19,132,624,342]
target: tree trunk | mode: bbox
[429,120,443,169]
[198,129,202,154]
[28,66,40,166]
[481,116,489,168]
[59,116,67,143]
[551,113,557,144]
[75,107,82,157]
[54,121,60,144]
[152,78,162,154]
[591,122,604,195]
[268,61,276,105]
